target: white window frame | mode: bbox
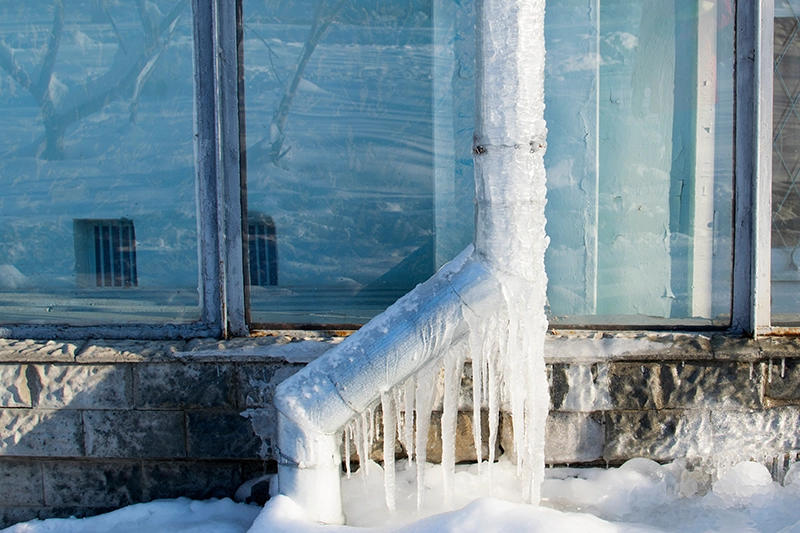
[0,0,788,340]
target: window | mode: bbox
[0,0,790,337]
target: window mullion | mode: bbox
[216,0,248,336]
[733,0,773,335]
[193,0,224,336]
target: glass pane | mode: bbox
[0,1,200,324]
[773,0,800,323]
[241,0,475,325]
[544,0,734,326]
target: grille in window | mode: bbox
[74,219,138,288]
[248,215,278,286]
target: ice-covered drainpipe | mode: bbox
[273,0,548,524]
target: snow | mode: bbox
[9,457,800,533]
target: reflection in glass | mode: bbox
[773,0,800,323]
[544,0,734,326]
[241,0,475,325]
[0,1,200,324]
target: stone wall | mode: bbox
[1,333,800,527]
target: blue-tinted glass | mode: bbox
[0,0,200,324]
[773,0,800,323]
[544,0,734,326]
[242,0,475,325]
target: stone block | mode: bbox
[545,411,605,464]
[604,409,712,463]
[549,364,569,410]
[142,461,244,501]
[0,365,31,407]
[711,335,760,361]
[134,362,236,409]
[766,358,800,401]
[186,411,261,459]
[759,337,800,360]
[235,362,303,409]
[0,507,46,529]
[30,364,132,409]
[76,340,185,363]
[0,460,43,506]
[0,409,83,457]
[0,340,80,363]
[710,406,800,457]
[554,363,612,412]
[83,410,186,458]
[43,461,144,507]
[661,362,762,409]
[607,363,661,410]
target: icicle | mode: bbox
[414,365,438,510]
[393,387,405,463]
[403,377,416,466]
[441,344,466,509]
[344,423,352,479]
[471,320,485,471]
[361,411,371,476]
[782,358,786,379]
[381,391,397,513]
[749,362,754,380]
[769,359,773,384]
[486,315,501,490]
[353,416,366,479]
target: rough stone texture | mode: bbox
[141,461,247,501]
[0,365,31,407]
[186,411,261,459]
[759,336,800,360]
[43,461,144,507]
[545,411,605,464]
[549,364,569,410]
[0,340,80,363]
[710,406,800,457]
[1,507,51,530]
[604,410,713,462]
[134,362,236,409]
[711,335,761,361]
[766,358,800,402]
[76,340,186,363]
[608,363,661,410]
[235,362,303,409]
[660,362,762,409]
[30,364,132,410]
[83,410,186,458]
[0,460,43,506]
[0,410,84,457]
[556,363,611,412]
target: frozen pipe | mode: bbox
[273,0,547,523]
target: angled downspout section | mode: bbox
[273,0,548,523]
[274,250,504,524]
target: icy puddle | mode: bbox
[8,456,800,533]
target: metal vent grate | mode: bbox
[74,219,138,288]
[248,215,278,286]
[774,14,800,278]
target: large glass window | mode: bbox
[239,0,475,326]
[0,0,200,324]
[544,0,735,326]
[773,0,800,323]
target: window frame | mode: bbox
[0,0,789,339]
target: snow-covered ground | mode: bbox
[7,457,800,533]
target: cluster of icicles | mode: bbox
[341,272,550,514]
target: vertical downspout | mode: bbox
[273,0,549,521]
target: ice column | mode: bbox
[473,0,550,503]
